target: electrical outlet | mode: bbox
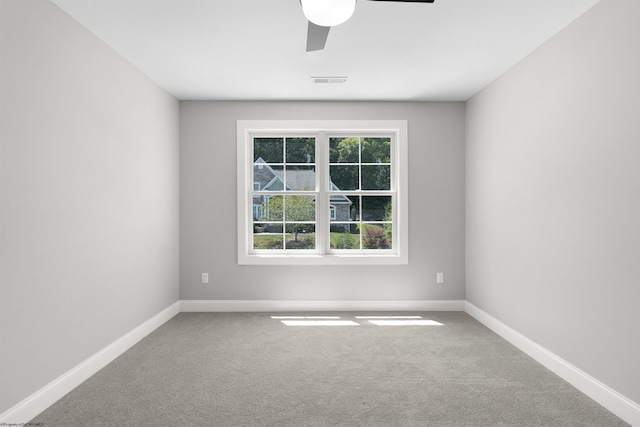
[202,273,209,284]
[436,272,444,284]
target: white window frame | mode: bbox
[237,120,408,265]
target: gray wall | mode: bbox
[180,101,465,301]
[466,0,640,403]
[0,0,180,413]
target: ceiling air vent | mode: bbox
[312,76,348,84]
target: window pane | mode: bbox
[362,196,391,221]
[253,195,265,220]
[254,138,283,163]
[361,138,391,163]
[330,137,359,163]
[253,223,283,250]
[285,196,315,221]
[285,166,315,191]
[330,165,359,190]
[285,224,315,249]
[286,138,315,163]
[330,224,360,249]
[362,224,392,249]
[361,165,390,190]
[328,195,359,221]
[261,195,283,221]
[254,163,284,192]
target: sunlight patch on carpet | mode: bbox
[281,320,359,326]
[355,316,423,319]
[368,320,444,326]
[271,316,342,319]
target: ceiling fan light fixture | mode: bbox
[301,0,357,27]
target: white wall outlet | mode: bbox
[436,272,444,284]
[201,273,209,284]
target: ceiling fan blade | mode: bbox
[306,21,330,52]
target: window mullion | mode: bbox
[316,132,328,255]
[358,137,362,192]
[359,195,363,250]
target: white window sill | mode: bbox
[238,253,408,266]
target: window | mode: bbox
[252,204,263,220]
[237,120,408,265]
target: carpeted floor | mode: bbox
[32,312,628,426]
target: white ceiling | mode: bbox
[51,0,600,101]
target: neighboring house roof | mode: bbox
[271,169,313,192]
[254,158,352,204]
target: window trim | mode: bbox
[237,120,408,265]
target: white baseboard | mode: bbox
[464,302,640,426]
[0,301,180,425]
[180,299,466,312]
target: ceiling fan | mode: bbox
[302,0,436,52]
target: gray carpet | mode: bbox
[32,312,628,426]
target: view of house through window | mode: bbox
[328,136,392,251]
[251,136,393,252]
[252,137,317,250]
[238,120,407,265]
